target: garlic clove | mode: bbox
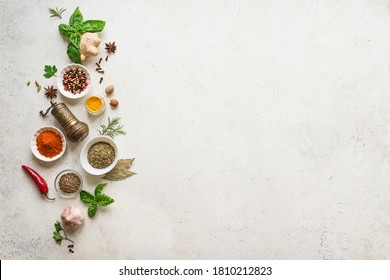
[61,205,84,230]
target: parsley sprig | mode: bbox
[53,221,74,244]
[43,65,57,79]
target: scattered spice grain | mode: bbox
[58,172,81,194]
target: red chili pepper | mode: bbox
[22,165,55,201]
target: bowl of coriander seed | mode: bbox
[80,136,118,176]
[55,169,83,198]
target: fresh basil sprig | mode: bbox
[58,7,105,63]
[80,183,114,218]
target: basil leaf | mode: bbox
[53,231,63,243]
[97,194,115,206]
[82,20,106,33]
[67,42,81,63]
[70,33,81,48]
[88,202,98,218]
[69,7,83,27]
[74,25,85,34]
[58,24,74,38]
[80,190,95,204]
[94,183,107,197]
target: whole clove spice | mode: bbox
[99,57,102,64]
[99,77,103,84]
[105,55,108,61]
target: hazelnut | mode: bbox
[105,85,114,95]
[110,99,119,107]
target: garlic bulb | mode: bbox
[61,206,84,229]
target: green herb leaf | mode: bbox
[67,42,81,63]
[80,183,115,218]
[94,183,107,197]
[82,20,106,33]
[54,221,62,232]
[53,231,63,243]
[97,194,115,206]
[49,7,66,19]
[43,65,57,79]
[98,117,126,139]
[88,202,98,218]
[80,190,95,203]
[69,33,81,49]
[69,7,83,27]
[58,24,74,38]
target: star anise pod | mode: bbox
[44,85,57,99]
[105,41,117,53]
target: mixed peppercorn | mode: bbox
[62,68,88,94]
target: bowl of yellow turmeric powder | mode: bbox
[85,95,105,115]
[31,126,66,162]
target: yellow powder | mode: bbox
[86,96,102,112]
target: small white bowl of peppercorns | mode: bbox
[57,64,92,100]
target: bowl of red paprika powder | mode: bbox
[31,126,66,162]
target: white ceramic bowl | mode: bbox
[31,126,66,162]
[57,64,92,99]
[80,136,118,176]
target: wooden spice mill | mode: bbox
[40,101,89,143]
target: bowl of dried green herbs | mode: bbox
[80,136,118,176]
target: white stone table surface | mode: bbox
[0,0,389,259]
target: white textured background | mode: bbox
[0,0,389,259]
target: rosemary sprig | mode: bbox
[49,7,66,19]
[98,117,126,139]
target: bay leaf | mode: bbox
[103,158,136,181]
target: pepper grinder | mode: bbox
[40,101,89,143]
